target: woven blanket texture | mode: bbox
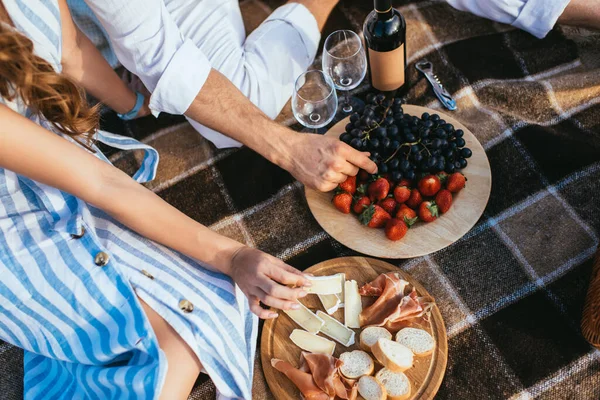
[1,0,599,399]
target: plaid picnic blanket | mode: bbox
[1,0,599,399]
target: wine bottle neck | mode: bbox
[374,0,393,19]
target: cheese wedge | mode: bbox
[283,303,324,334]
[344,280,362,329]
[316,310,356,347]
[318,293,341,314]
[289,329,336,355]
[305,273,344,295]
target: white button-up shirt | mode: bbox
[83,0,211,116]
[81,0,320,122]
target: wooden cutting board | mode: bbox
[261,256,448,400]
[305,105,492,259]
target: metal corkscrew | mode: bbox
[416,60,457,111]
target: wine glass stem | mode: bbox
[343,91,352,113]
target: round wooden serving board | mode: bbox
[305,105,492,259]
[261,256,448,400]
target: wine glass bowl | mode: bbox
[323,30,368,113]
[292,70,338,131]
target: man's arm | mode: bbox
[185,69,376,191]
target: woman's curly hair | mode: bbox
[0,1,98,144]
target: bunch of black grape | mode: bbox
[339,93,472,183]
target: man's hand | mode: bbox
[279,133,378,192]
[230,247,312,319]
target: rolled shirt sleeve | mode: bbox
[83,0,210,116]
[446,0,571,39]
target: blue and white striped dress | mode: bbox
[0,1,258,399]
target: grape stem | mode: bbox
[384,139,421,163]
[360,102,394,144]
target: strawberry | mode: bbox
[378,197,398,215]
[353,195,371,214]
[435,189,453,213]
[381,174,394,188]
[339,175,357,195]
[405,188,423,209]
[358,169,371,183]
[398,178,412,188]
[418,201,439,222]
[385,218,409,241]
[359,205,391,228]
[332,193,352,214]
[418,175,442,197]
[396,204,418,226]
[368,178,390,201]
[393,185,411,204]
[447,172,467,193]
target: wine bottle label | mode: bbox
[368,44,405,91]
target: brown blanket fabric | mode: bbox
[2,0,599,399]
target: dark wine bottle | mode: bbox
[363,0,407,94]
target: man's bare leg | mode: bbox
[558,0,600,31]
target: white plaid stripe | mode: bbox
[510,349,600,399]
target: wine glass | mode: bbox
[323,30,368,114]
[292,70,338,133]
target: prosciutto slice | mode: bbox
[272,352,357,400]
[271,358,329,400]
[359,272,433,330]
[302,352,342,397]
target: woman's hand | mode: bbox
[230,247,311,319]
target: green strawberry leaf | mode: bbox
[356,184,368,195]
[427,202,439,217]
[359,205,375,225]
[404,216,418,227]
[437,173,449,184]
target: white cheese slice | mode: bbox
[283,303,324,334]
[344,280,362,329]
[317,293,341,314]
[316,310,356,347]
[305,273,344,295]
[289,329,336,355]
[339,273,346,307]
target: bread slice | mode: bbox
[339,350,374,379]
[371,338,414,372]
[375,368,411,400]
[360,326,392,353]
[395,328,435,357]
[357,375,387,400]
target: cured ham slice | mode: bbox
[273,352,358,400]
[359,272,433,330]
[271,358,330,400]
[303,352,342,397]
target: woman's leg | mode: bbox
[138,297,203,400]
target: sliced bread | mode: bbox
[375,368,411,400]
[395,328,435,357]
[371,338,414,372]
[360,326,393,353]
[339,350,374,379]
[357,375,387,400]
